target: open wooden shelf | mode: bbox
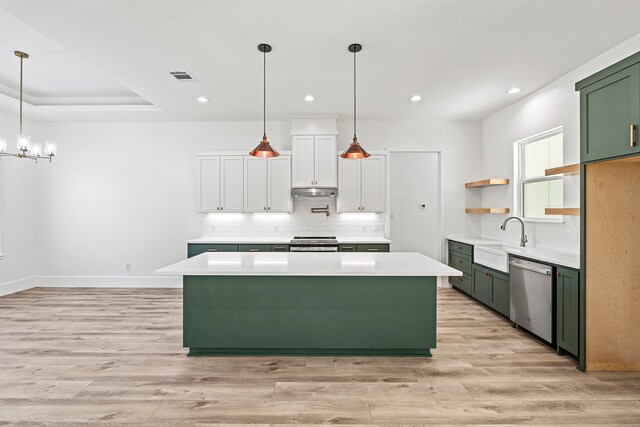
[545,163,580,176]
[545,208,580,216]
[465,178,510,188]
[465,208,511,214]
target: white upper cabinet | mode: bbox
[196,155,244,213]
[361,155,386,212]
[196,156,221,212]
[244,157,269,212]
[337,155,386,213]
[219,156,244,212]
[244,155,292,213]
[268,156,292,213]
[291,135,337,188]
[292,136,315,187]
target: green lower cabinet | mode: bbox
[488,271,510,317]
[339,244,356,252]
[557,267,580,357]
[449,273,472,295]
[356,244,390,252]
[472,265,492,305]
[472,264,510,317]
[187,244,239,258]
[238,244,273,252]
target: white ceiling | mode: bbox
[0,0,639,122]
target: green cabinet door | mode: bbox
[339,244,356,252]
[557,267,580,357]
[472,265,491,305]
[187,244,239,257]
[580,64,640,162]
[356,244,390,252]
[271,244,290,252]
[238,244,272,252]
[489,272,510,317]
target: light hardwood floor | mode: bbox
[0,287,639,425]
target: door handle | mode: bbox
[207,249,218,252]
[342,246,353,250]
[367,248,379,252]
[249,248,260,252]
[631,124,637,147]
[456,259,463,264]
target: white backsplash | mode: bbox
[201,198,386,238]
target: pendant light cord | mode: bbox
[263,49,266,138]
[353,48,357,139]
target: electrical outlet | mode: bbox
[209,225,216,233]
[362,225,367,232]
[273,225,279,233]
[125,263,131,272]
[374,224,384,232]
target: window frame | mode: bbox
[513,126,564,223]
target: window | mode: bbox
[516,128,563,220]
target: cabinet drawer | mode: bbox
[187,244,239,258]
[448,240,472,257]
[450,273,472,294]
[271,244,290,252]
[356,244,390,252]
[239,244,273,252]
[448,251,472,275]
[339,244,356,252]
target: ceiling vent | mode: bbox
[170,71,196,81]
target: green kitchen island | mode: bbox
[155,252,461,356]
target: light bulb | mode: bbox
[17,134,30,151]
[30,142,42,157]
[45,141,57,156]
[0,138,7,154]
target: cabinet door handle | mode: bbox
[557,271,561,278]
[273,246,286,250]
[454,246,462,251]
[631,124,637,147]
[207,249,218,252]
[342,246,353,249]
[456,259,463,264]
[367,248,379,252]
[249,248,260,252]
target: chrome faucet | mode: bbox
[500,216,528,247]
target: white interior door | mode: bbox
[337,157,362,213]
[268,156,292,213]
[220,156,244,212]
[291,136,315,187]
[361,156,386,212]
[243,157,268,213]
[196,156,220,212]
[390,152,440,259]
[314,135,337,187]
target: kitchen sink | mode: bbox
[474,244,523,273]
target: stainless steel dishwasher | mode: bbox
[509,258,554,343]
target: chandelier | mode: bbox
[0,51,57,162]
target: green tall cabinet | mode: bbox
[578,62,640,162]
[557,267,580,357]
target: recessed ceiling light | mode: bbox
[506,87,521,94]
[197,96,209,103]
[409,94,422,102]
[304,95,315,102]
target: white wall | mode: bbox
[31,119,481,283]
[480,33,640,252]
[0,111,38,295]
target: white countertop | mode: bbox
[187,236,391,244]
[155,252,461,277]
[447,236,579,269]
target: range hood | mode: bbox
[291,188,338,198]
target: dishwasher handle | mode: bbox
[509,260,551,275]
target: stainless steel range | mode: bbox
[289,236,338,252]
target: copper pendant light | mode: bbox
[249,43,279,158]
[340,43,370,159]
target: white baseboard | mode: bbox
[36,276,182,288]
[438,276,452,288]
[0,276,38,296]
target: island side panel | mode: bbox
[183,275,437,356]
